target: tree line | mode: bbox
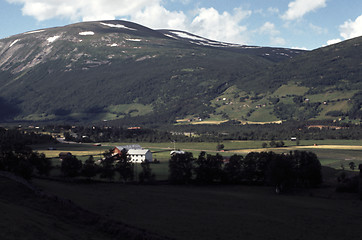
[0,127,53,180]
[58,149,323,193]
[36,120,362,145]
[0,127,322,193]
[59,149,155,184]
[170,120,362,141]
[169,151,322,192]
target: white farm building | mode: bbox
[128,149,153,163]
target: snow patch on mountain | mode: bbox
[191,41,215,47]
[79,31,95,36]
[47,36,60,43]
[100,22,137,31]
[241,46,262,49]
[9,39,20,47]
[164,34,178,40]
[126,38,142,42]
[167,30,243,48]
[24,30,45,35]
[170,31,205,41]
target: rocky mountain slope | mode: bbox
[1,20,360,124]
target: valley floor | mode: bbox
[34,139,362,180]
[33,178,362,240]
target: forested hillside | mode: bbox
[0,20,361,125]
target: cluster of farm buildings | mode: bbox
[112,145,153,163]
[59,144,184,163]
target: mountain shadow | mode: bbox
[0,97,20,121]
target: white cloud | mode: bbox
[326,39,342,45]
[189,7,251,44]
[259,22,280,36]
[267,7,279,15]
[131,4,187,30]
[254,7,279,17]
[133,5,252,44]
[21,2,59,21]
[6,0,252,44]
[170,0,191,4]
[326,14,362,46]
[339,15,362,39]
[6,0,160,21]
[281,0,327,21]
[258,22,286,46]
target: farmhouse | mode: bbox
[113,145,142,155]
[128,149,153,163]
[112,145,152,163]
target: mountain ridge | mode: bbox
[0,20,360,124]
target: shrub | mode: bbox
[61,155,82,178]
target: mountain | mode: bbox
[228,36,362,122]
[0,20,360,125]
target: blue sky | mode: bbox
[1,0,362,50]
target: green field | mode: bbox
[32,140,362,181]
[272,82,309,96]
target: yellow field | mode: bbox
[295,145,362,150]
[229,145,362,154]
[240,120,283,125]
[229,148,266,154]
[39,150,104,158]
[176,119,283,125]
[190,120,228,125]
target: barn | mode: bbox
[113,145,142,155]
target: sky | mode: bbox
[0,0,361,50]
